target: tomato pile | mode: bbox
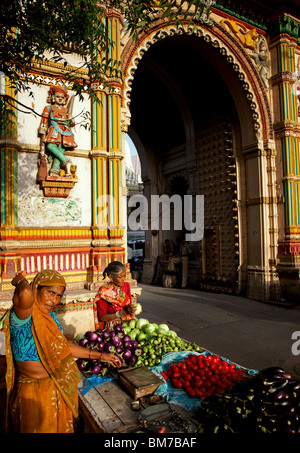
[161,354,248,399]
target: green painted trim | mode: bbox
[14,150,17,225]
[110,159,114,224]
[289,181,293,226]
[1,150,5,225]
[93,159,98,225]
[109,96,113,151]
[93,100,97,149]
[296,183,299,226]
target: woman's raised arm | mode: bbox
[11,273,34,320]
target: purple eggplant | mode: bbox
[130,340,138,349]
[114,324,124,333]
[76,359,87,371]
[102,331,110,341]
[115,345,123,354]
[104,343,115,353]
[97,340,105,351]
[123,349,132,360]
[85,331,99,342]
[123,335,131,343]
[112,335,121,347]
[127,356,136,366]
[91,364,101,375]
[79,338,88,347]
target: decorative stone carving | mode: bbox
[37,85,78,197]
[220,19,270,89]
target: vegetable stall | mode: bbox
[75,317,300,433]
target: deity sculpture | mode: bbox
[249,37,269,88]
[38,86,77,177]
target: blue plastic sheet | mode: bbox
[79,374,115,395]
[150,350,258,412]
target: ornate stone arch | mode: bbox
[121,20,273,145]
[121,20,279,301]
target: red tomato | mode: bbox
[205,369,213,378]
[186,388,196,398]
[182,372,192,381]
[194,389,203,399]
[172,372,181,379]
[172,379,183,389]
[197,359,204,368]
[194,379,204,388]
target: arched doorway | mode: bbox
[122,22,278,301]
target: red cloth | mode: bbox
[93,282,132,331]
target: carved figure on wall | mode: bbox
[220,18,269,89]
[248,37,269,88]
[38,86,77,177]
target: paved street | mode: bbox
[137,283,300,379]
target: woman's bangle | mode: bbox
[13,304,32,312]
[115,310,121,318]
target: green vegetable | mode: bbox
[136,318,149,330]
[143,323,156,335]
[157,327,168,336]
[137,331,147,342]
[158,323,169,332]
[167,330,177,338]
[128,328,139,340]
[129,319,137,329]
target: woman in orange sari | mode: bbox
[93,261,137,331]
[3,269,121,433]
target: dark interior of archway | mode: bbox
[130,34,237,155]
[129,34,243,293]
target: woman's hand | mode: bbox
[101,353,122,367]
[122,304,137,316]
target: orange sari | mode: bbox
[3,270,81,433]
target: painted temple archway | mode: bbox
[121,20,279,301]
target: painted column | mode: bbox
[91,88,109,242]
[88,8,125,285]
[272,29,300,300]
[0,76,22,281]
[107,11,125,249]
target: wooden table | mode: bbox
[78,372,144,433]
